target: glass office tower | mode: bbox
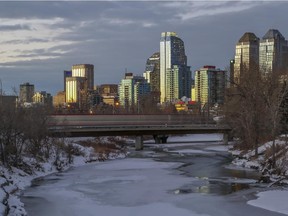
[234,32,259,84]
[259,29,288,74]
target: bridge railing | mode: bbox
[48,114,215,127]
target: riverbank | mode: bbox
[20,134,287,216]
[2,134,288,215]
[229,137,288,215]
[0,137,128,216]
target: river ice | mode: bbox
[21,134,288,216]
[23,158,209,216]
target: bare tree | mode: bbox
[0,103,52,167]
[225,65,268,156]
[262,70,288,167]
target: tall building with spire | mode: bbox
[160,32,191,103]
[234,32,259,84]
[259,29,288,73]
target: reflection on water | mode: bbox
[152,145,261,196]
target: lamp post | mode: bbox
[113,102,119,114]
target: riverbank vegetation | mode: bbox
[0,104,127,170]
[225,66,288,177]
[0,104,128,215]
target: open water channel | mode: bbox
[21,135,287,216]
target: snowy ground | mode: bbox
[0,138,126,216]
[248,190,288,215]
[229,137,288,215]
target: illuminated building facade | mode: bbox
[234,32,259,84]
[64,64,94,110]
[195,66,226,108]
[118,73,150,109]
[65,77,85,107]
[160,32,191,103]
[53,91,66,107]
[64,70,72,91]
[72,64,94,90]
[32,91,52,106]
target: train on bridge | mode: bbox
[49,114,214,127]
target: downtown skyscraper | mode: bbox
[234,32,259,84]
[143,52,160,103]
[160,32,191,103]
[65,64,94,110]
[259,29,288,74]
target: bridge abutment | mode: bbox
[135,135,143,150]
[223,133,229,145]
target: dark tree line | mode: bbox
[225,65,288,169]
[0,104,53,168]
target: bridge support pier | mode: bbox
[135,135,143,150]
[153,135,169,144]
[223,133,229,145]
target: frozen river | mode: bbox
[21,135,287,216]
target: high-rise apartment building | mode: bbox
[19,82,34,104]
[160,32,191,103]
[234,32,259,84]
[118,73,150,109]
[259,29,288,73]
[195,66,226,108]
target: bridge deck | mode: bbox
[49,124,231,137]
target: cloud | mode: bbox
[0,17,78,64]
[100,17,157,28]
[0,24,32,31]
[162,1,266,22]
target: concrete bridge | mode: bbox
[48,114,231,150]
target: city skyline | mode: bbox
[0,1,288,95]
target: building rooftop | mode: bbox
[238,32,259,43]
[150,52,160,59]
[262,29,285,40]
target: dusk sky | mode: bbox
[0,1,287,95]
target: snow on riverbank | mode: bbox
[0,137,127,216]
[2,134,288,216]
[229,137,288,215]
[248,189,288,215]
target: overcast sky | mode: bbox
[0,1,287,95]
